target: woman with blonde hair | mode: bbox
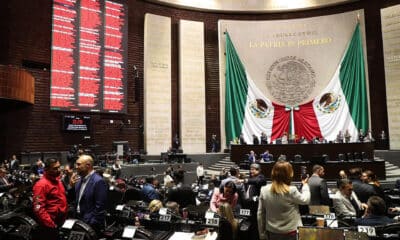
[257,160,310,240]
[218,202,239,240]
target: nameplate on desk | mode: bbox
[206,217,219,226]
[205,211,215,219]
[358,226,376,236]
[116,204,125,211]
[324,213,336,220]
[159,207,168,215]
[159,214,172,222]
[239,209,251,216]
[62,219,76,229]
[122,225,136,238]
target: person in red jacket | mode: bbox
[32,158,68,240]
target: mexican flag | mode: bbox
[225,32,274,146]
[225,23,368,145]
[312,23,369,142]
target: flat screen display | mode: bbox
[50,0,128,113]
[63,115,91,132]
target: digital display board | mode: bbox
[63,115,91,132]
[50,0,128,113]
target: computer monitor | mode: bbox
[298,227,344,240]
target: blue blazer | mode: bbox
[75,173,108,227]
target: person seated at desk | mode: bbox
[0,168,13,192]
[248,150,257,164]
[141,176,160,203]
[355,196,394,226]
[31,158,44,176]
[260,150,272,162]
[333,179,366,218]
[299,136,308,144]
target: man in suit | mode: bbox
[348,167,376,203]
[355,196,394,226]
[71,155,108,232]
[333,179,366,218]
[248,150,257,164]
[10,154,19,172]
[241,163,266,240]
[308,165,331,206]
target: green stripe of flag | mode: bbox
[339,23,369,132]
[225,32,249,146]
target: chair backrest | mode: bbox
[107,189,124,212]
[123,187,142,203]
[294,154,302,162]
[337,153,345,161]
[346,152,353,161]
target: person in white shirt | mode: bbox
[196,163,204,185]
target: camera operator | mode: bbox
[32,158,68,240]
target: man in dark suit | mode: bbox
[308,165,331,206]
[241,163,266,240]
[10,154,19,172]
[71,155,108,232]
[348,167,376,203]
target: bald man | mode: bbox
[70,155,107,232]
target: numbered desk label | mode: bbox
[206,217,220,226]
[205,211,215,219]
[115,205,124,211]
[358,226,376,237]
[122,226,136,238]
[61,219,76,229]
[239,209,251,216]
[159,214,172,222]
[324,213,336,220]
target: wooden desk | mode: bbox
[259,160,386,181]
[230,142,374,164]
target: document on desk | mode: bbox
[168,232,194,240]
[168,232,217,240]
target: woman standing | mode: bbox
[257,160,310,240]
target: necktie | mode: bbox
[350,197,361,217]
[77,177,87,213]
